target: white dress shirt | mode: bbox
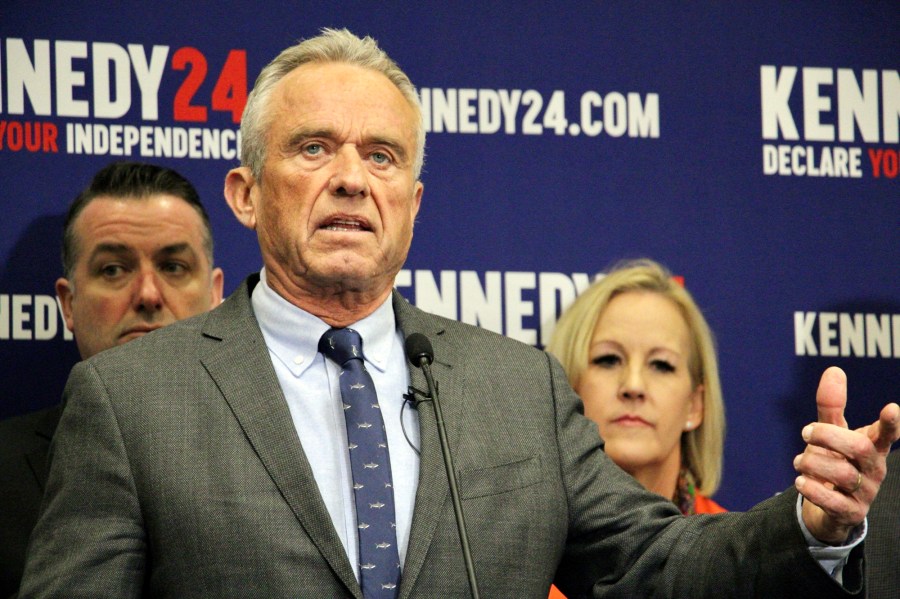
[252,269,420,581]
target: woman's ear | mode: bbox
[685,384,705,431]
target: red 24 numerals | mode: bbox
[172,48,247,123]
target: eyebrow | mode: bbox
[590,339,684,356]
[87,242,196,262]
[87,243,134,261]
[155,243,194,257]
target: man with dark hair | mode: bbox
[53,161,222,360]
[20,31,899,598]
[0,161,223,596]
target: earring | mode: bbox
[685,421,693,430]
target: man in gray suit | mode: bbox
[0,161,223,596]
[20,29,899,598]
[867,449,900,599]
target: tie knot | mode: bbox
[319,328,365,367]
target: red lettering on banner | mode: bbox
[211,50,248,123]
[0,121,58,153]
[172,47,248,124]
[869,148,883,176]
[172,47,209,122]
[869,148,899,178]
[886,151,899,178]
[24,121,41,151]
[7,122,23,150]
[43,122,59,152]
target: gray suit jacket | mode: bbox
[20,275,861,598]
[867,449,899,599]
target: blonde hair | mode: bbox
[546,258,725,495]
[240,27,425,180]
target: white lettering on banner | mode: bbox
[65,123,240,159]
[0,294,73,341]
[762,144,863,177]
[794,311,900,358]
[395,269,597,346]
[4,38,53,115]
[761,66,899,143]
[1,37,245,161]
[2,38,169,120]
[420,88,660,138]
[760,66,899,180]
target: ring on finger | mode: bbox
[849,470,863,493]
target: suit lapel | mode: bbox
[392,292,466,597]
[200,277,362,598]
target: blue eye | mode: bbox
[304,143,323,155]
[371,151,391,164]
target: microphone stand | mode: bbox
[415,357,481,599]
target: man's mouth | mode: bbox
[321,217,371,232]
[120,325,162,340]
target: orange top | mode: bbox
[548,585,567,599]
[548,492,726,598]
[694,491,727,514]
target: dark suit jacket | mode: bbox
[20,275,861,598]
[867,449,899,599]
[0,405,60,598]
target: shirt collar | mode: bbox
[252,268,396,377]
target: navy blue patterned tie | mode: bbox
[319,328,401,599]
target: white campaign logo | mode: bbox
[1,38,168,119]
[420,88,659,138]
[396,269,602,347]
[794,311,900,358]
[760,66,900,179]
[0,294,72,341]
[1,37,244,160]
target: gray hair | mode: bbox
[240,28,425,180]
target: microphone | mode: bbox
[404,333,480,599]
[404,332,434,367]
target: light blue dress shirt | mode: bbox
[252,269,420,581]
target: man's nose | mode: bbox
[133,270,164,313]
[328,146,369,197]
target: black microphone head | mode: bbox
[404,333,434,367]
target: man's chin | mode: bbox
[307,260,395,293]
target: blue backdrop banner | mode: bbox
[0,1,897,510]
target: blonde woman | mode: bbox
[546,259,726,599]
[548,259,726,514]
